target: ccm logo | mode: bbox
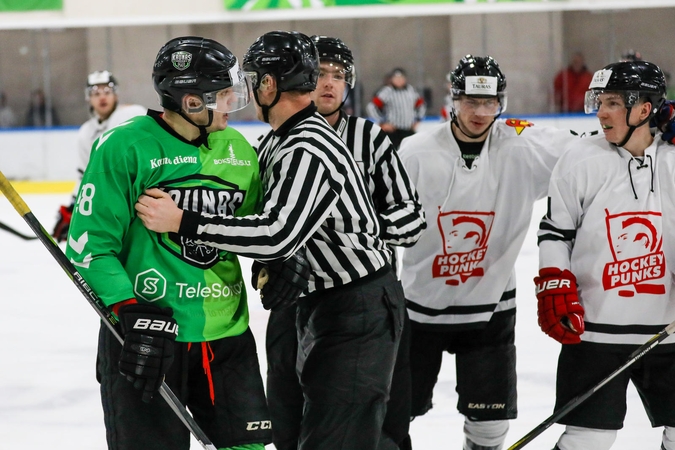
[536,279,571,293]
[246,420,272,431]
[133,318,178,335]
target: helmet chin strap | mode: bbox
[253,89,281,124]
[179,104,213,145]
[613,107,651,148]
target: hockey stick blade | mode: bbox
[0,171,218,450]
[0,219,38,240]
[507,320,675,450]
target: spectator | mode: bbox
[621,49,643,62]
[367,67,426,148]
[0,92,17,128]
[25,88,59,127]
[553,52,593,113]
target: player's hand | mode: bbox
[251,247,311,311]
[652,100,675,145]
[534,267,585,344]
[52,204,73,243]
[118,303,178,403]
[135,188,182,234]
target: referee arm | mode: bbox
[136,146,340,262]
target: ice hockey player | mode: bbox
[536,60,675,450]
[52,70,146,242]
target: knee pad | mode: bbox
[663,426,675,450]
[556,425,617,450]
[463,418,509,450]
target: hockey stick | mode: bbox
[0,219,38,240]
[0,170,217,450]
[508,320,675,450]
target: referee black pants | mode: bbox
[266,291,412,450]
[295,267,406,450]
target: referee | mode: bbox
[135,31,406,450]
[264,35,427,450]
[367,67,427,149]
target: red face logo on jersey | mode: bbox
[433,210,494,285]
[602,210,665,297]
[505,118,534,135]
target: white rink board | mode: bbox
[0,114,600,182]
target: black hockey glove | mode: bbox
[52,204,73,243]
[118,303,178,403]
[251,247,311,312]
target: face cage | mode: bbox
[451,92,507,117]
[584,89,641,114]
[202,76,252,113]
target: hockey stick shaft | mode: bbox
[0,219,38,240]
[0,171,217,450]
[508,320,675,450]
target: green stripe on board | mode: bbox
[0,0,63,11]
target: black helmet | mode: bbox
[450,55,507,98]
[585,60,666,114]
[153,36,250,113]
[311,35,355,89]
[243,31,319,92]
[85,70,118,99]
[448,55,507,121]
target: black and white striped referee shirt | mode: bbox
[179,103,391,292]
[334,111,426,248]
[366,84,426,130]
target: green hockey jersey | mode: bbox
[66,112,262,342]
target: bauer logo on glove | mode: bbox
[534,267,585,344]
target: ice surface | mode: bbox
[0,193,662,449]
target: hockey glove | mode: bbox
[52,204,73,243]
[251,247,311,312]
[534,267,585,344]
[118,303,178,403]
[652,100,675,145]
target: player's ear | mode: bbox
[260,74,277,93]
[182,94,205,114]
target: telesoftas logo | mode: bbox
[602,209,665,297]
[505,118,533,136]
[433,210,494,285]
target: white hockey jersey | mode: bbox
[538,133,675,346]
[398,119,582,329]
[76,103,147,176]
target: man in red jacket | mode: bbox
[553,52,593,113]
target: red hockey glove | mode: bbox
[52,204,73,243]
[534,267,585,344]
